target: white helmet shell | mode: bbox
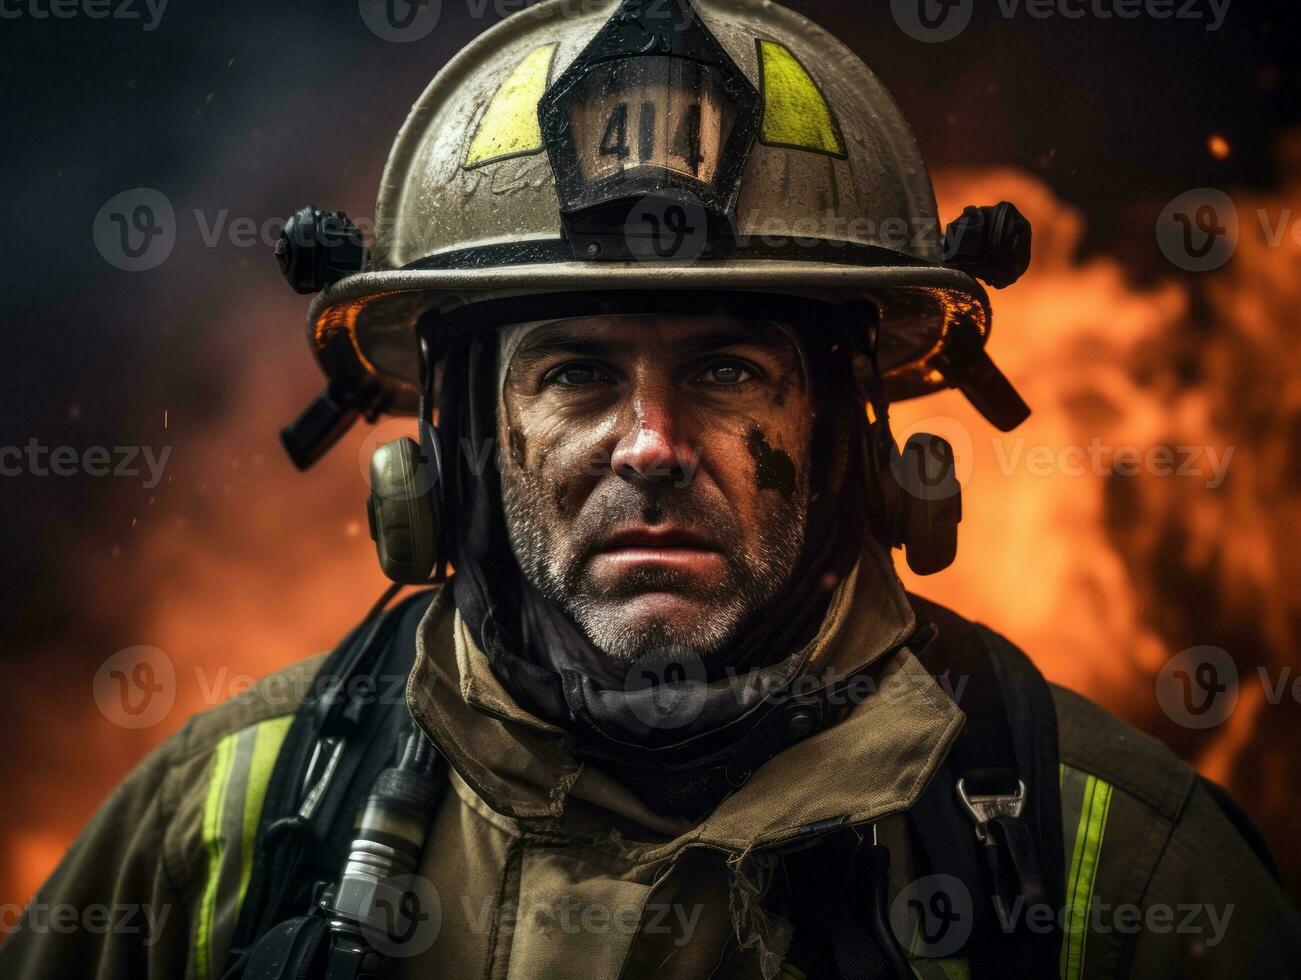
[306,0,995,414]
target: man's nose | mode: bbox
[610,390,691,489]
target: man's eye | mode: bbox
[698,360,753,386]
[545,363,609,387]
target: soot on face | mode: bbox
[552,477,574,518]
[746,426,798,500]
[508,427,528,468]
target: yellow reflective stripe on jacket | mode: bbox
[191,715,293,980]
[1059,765,1114,980]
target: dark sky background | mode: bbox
[2,0,1298,908]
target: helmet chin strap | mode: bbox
[844,303,963,576]
[842,305,901,553]
[365,327,447,585]
[417,333,444,514]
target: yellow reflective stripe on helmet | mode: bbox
[755,39,846,158]
[192,716,294,980]
[1059,766,1114,980]
[464,43,557,169]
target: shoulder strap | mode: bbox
[223,588,438,975]
[776,602,1063,980]
[1198,774,1281,881]
[905,595,1065,980]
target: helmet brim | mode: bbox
[307,257,990,415]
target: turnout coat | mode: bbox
[4,542,1298,979]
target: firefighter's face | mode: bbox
[498,313,813,661]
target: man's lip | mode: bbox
[595,526,720,552]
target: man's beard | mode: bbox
[501,472,808,662]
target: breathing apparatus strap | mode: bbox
[842,304,902,556]
[222,587,440,979]
[905,596,1065,978]
[779,597,1062,980]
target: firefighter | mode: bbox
[5,0,1298,977]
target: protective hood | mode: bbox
[436,308,871,816]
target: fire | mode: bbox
[902,159,1301,888]
[4,156,1298,914]
[899,167,1186,699]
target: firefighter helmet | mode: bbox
[279,0,1030,468]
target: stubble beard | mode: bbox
[501,471,808,662]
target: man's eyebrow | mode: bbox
[508,324,797,362]
[674,328,798,359]
[511,335,629,361]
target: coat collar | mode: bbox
[406,537,963,850]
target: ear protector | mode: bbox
[366,335,445,584]
[846,305,962,576]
